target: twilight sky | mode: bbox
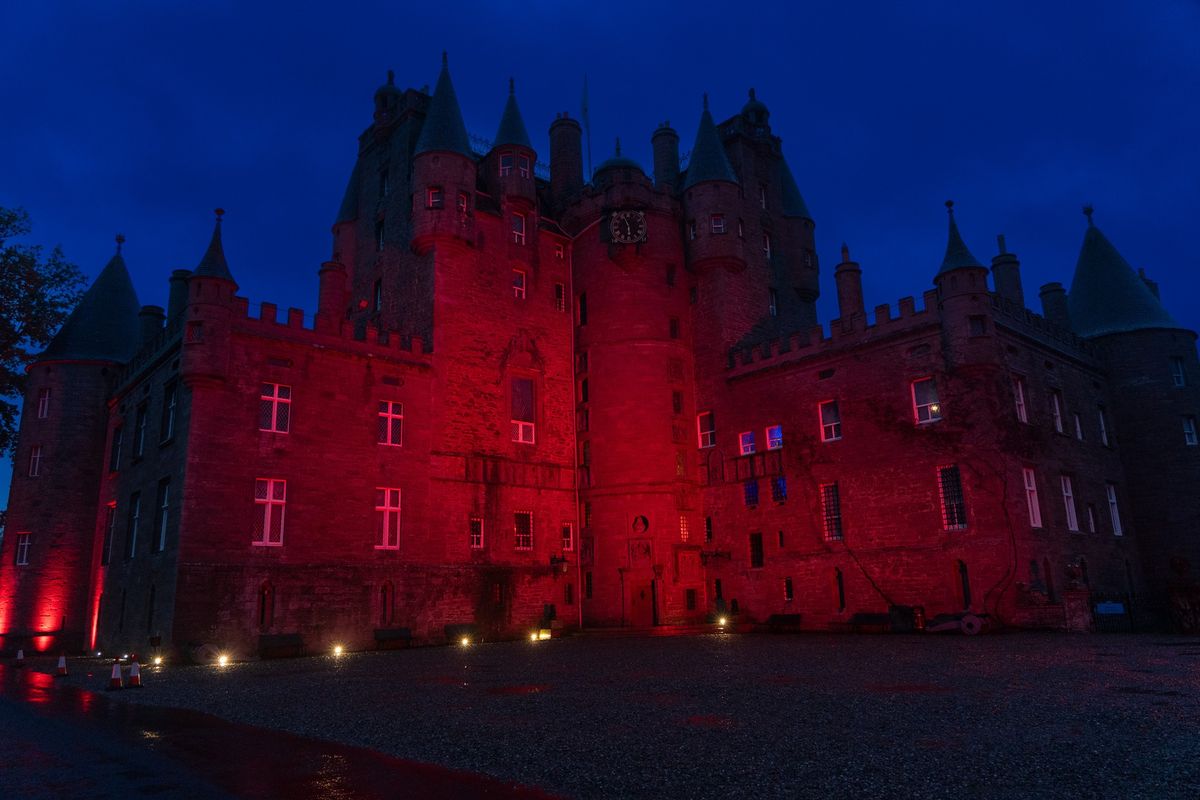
[2,1,1199,506]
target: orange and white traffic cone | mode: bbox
[14,648,25,668]
[54,654,68,678]
[127,660,143,688]
[106,659,123,691]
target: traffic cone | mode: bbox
[14,648,25,668]
[54,654,68,678]
[106,659,123,691]
[127,660,143,688]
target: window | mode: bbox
[912,378,941,423]
[762,233,772,259]
[379,167,390,198]
[749,532,764,568]
[134,403,148,456]
[688,220,697,240]
[512,269,526,300]
[1023,468,1042,528]
[126,492,141,559]
[1012,376,1027,423]
[697,411,715,448]
[373,279,382,312]
[678,516,688,542]
[771,475,787,502]
[968,315,986,336]
[377,401,403,446]
[577,293,587,325]
[958,561,972,609]
[37,388,50,419]
[821,483,843,541]
[1098,406,1109,446]
[583,501,592,529]
[518,154,531,178]
[1184,416,1198,446]
[704,516,713,543]
[555,243,565,260]
[253,479,286,546]
[375,219,385,252]
[1086,503,1097,533]
[710,214,726,234]
[426,186,443,209]
[514,511,533,550]
[938,465,967,530]
[768,288,778,318]
[562,522,574,551]
[153,478,170,553]
[554,283,566,312]
[1049,390,1064,433]
[1060,475,1078,532]
[160,382,177,442]
[457,192,470,215]
[511,213,526,245]
[510,378,535,443]
[14,533,31,565]
[820,401,842,442]
[28,445,42,477]
[739,431,756,455]
[834,568,845,612]
[499,152,513,176]
[784,577,794,602]
[109,426,123,471]
[259,384,291,433]
[1107,484,1123,536]
[672,391,683,415]
[469,517,484,549]
[759,185,767,209]
[1073,413,1083,440]
[743,479,759,507]
[101,503,117,566]
[766,425,783,450]
[580,440,591,466]
[737,219,744,238]
[580,379,589,403]
[1171,356,1187,387]
[375,488,401,549]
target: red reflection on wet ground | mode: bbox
[0,665,560,799]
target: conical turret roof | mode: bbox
[682,95,738,190]
[194,210,235,283]
[414,53,473,158]
[937,201,984,274]
[39,238,141,363]
[493,78,532,150]
[1067,208,1182,338]
[777,157,811,220]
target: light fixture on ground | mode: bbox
[217,654,230,667]
[333,644,344,656]
[717,616,728,628]
[460,637,470,647]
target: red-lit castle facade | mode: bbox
[3,58,1199,657]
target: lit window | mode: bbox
[710,214,726,234]
[679,516,688,542]
[938,465,967,530]
[912,378,941,423]
[1171,357,1187,387]
[160,382,177,442]
[511,213,526,245]
[1061,475,1078,532]
[1184,416,1198,446]
[1049,390,1064,433]
[426,186,444,209]
[768,288,777,318]
[518,154,531,179]
[14,533,31,566]
[457,192,470,214]
[253,478,286,546]
[1098,406,1110,446]
[499,152,513,176]
[126,492,141,558]
[511,377,535,443]
[28,445,42,477]
[821,483,843,541]
[512,269,526,300]
[749,532,764,568]
[739,431,756,455]
[259,384,291,433]
[134,404,148,457]
[562,522,574,551]
[697,411,715,448]
[109,426,123,472]
[514,511,533,550]
[1073,413,1083,440]
[374,487,401,550]
[820,401,842,442]
[744,480,759,507]
[762,233,772,259]
[1107,483,1123,536]
[771,475,787,503]
[1012,376,1027,423]
[1023,468,1042,528]
[377,401,403,446]
[555,283,566,312]
[469,517,484,549]
[153,478,170,553]
[37,388,50,419]
[766,425,783,450]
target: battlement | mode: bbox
[988,293,1095,359]
[727,289,940,374]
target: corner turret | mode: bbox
[484,78,537,206]
[182,210,237,386]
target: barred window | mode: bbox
[820,400,842,441]
[514,511,533,550]
[679,516,689,543]
[821,483,843,540]
[469,517,484,549]
[562,522,574,551]
[771,475,787,503]
[374,488,401,549]
[253,479,286,546]
[377,401,403,446]
[259,384,291,433]
[743,479,759,507]
[938,465,967,530]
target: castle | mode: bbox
[3,55,1198,657]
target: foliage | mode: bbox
[0,207,86,455]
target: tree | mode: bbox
[0,207,86,455]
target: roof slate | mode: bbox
[414,56,473,158]
[194,214,235,283]
[937,203,984,274]
[682,98,738,190]
[39,250,141,363]
[493,80,532,150]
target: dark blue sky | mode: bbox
[2,1,1198,505]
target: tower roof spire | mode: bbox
[414,52,473,158]
[683,94,738,190]
[937,200,984,274]
[493,77,532,150]
[777,157,812,220]
[194,208,236,283]
[40,241,141,363]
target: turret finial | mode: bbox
[1083,204,1094,226]
[945,199,955,215]
[387,69,394,86]
[508,77,515,95]
[115,233,125,254]
[702,92,709,111]
[214,208,225,223]
[840,242,849,262]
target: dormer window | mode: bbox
[500,152,514,177]
[426,186,443,209]
[518,154,531,179]
[710,214,726,234]
[511,213,526,245]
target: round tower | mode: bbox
[549,113,583,210]
[651,122,680,188]
[933,201,995,367]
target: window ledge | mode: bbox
[374,545,400,551]
[251,541,283,548]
